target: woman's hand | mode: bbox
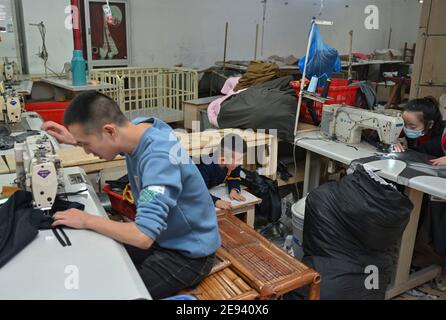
[392,143,406,153]
[430,156,446,166]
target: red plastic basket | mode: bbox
[103,185,136,220]
[25,101,70,125]
[290,79,359,124]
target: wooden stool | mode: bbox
[217,212,321,299]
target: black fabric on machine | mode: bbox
[105,175,129,193]
[0,191,85,268]
[356,81,377,109]
[217,76,298,142]
[0,130,41,150]
[241,169,281,225]
[302,165,413,300]
[0,124,11,136]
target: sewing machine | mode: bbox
[1,59,19,84]
[0,90,22,123]
[320,104,404,151]
[15,133,64,210]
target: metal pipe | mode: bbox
[223,22,228,69]
[254,24,259,61]
[71,0,83,51]
[294,18,316,135]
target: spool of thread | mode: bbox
[308,76,318,93]
[321,79,331,98]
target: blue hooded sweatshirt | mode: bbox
[126,117,221,258]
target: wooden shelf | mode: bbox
[277,161,305,187]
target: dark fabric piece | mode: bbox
[234,61,279,92]
[125,243,215,299]
[0,191,85,268]
[105,175,129,193]
[0,130,40,151]
[0,191,43,268]
[241,169,281,224]
[302,255,393,300]
[0,124,11,137]
[303,165,413,299]
[218,76,297,142]
[356,81,377,109]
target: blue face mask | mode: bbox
[404,127,425,139]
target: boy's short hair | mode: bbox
[218,133,248,155]
[64,91,128,134]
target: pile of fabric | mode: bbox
[302,164,413,299]
[0,191,84,268]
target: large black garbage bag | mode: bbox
[241,170,281,224]
[303,164,413,299]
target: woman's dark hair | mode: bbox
[403,96,444,137]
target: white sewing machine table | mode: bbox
[0,167,151,300]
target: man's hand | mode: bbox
[215,200,232,210]
[392,143,406,153]
[41,121,77,145]
[430,156,446,166]
[229,189,246,202]
[52,208,92,229]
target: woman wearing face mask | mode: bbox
[393,97,445,157]
[394,97,446,291]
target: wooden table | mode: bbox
[175,128,278,180]
[211,185,261,228]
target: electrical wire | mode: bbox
[30,22,65,78]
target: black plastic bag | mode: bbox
[241,170,281,224]
[302,164,413,299]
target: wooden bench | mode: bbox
[217,212,321,299]
[183,267,260,300]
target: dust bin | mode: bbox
[291,197,306,261]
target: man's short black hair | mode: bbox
[218,133,248,155]
[64,91,128,134]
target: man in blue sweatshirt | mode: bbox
[42,91,221,299]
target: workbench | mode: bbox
[175,128,278,180]
[295,130,446,299]
[0,167,151,300]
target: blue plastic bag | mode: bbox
[298,24,341,86]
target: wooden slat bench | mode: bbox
[217,212,321,299]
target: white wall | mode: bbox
[0,0,19,62]
[17,0,421,73]
[130,0,422,69]
[389,0,421,49]
[22,0,73,74]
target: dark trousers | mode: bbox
[125,243,215,299]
